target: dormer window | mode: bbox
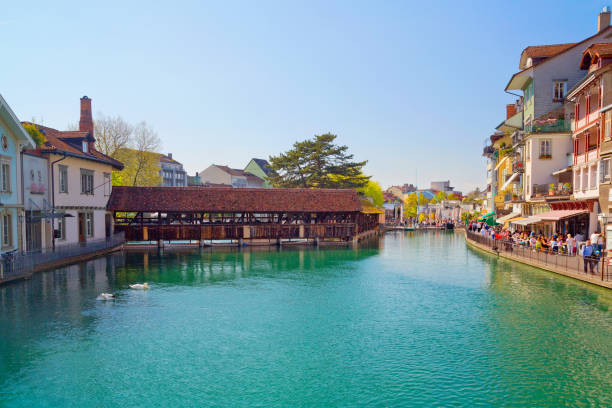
[82,141,88,153]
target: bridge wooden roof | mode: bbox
[108,186,364,213]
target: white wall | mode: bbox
[525,134,572,198]
[199,165,231,185]
[48,153,114,246]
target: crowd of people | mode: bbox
[467,221,605,274]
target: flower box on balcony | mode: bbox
[539,154,552,160]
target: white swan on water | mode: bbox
[129,283,149,290]
[97,293,115,300]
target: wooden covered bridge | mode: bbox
[108,186,381,246]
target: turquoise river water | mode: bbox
[1,231,612,407]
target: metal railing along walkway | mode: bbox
[0,232,125,282]
[465,230,612,282]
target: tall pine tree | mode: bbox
[267,133,369,189]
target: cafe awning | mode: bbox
[511,216,542,226]
[496,211,521,223]
[536,209,588,221]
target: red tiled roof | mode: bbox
[213,165,248,177]
[107,186,363,212]
[22,122,123,170]
[519,43,577,70]
[522,43,577,59]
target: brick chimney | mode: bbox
[79,96,95,151]
[506,104,517,119]
[599,6,611,32]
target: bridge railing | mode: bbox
[115,223,358,242]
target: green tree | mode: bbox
[434,191,447,202]
[403,192,428,218]
[268,133,369,188]
[22,123,45,147]
[112,122,162,186]
[358,180,383,207]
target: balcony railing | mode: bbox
[525,119,571,134]
[532,183,572,198]
[504,193,524,203]
[574,148,599,165]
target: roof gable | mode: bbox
[23,122,123,169]
[0,94,35,148]
[249,158,272,175]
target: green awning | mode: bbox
[478,211,495,221]
[485,217,499,226]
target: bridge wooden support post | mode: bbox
[158,239,164,249]
[238,238,244,247]
[276,238,282,247]
[199,239,206,248]
[315,237,320,247]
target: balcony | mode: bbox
[504,192,524,203]
[574,148,599,165]
[512,159,524,173]
[525,119,570,134]
[483,145,494,156]
[532,182,572,199]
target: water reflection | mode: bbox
[1,232,612,407]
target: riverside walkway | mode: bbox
[464,229,612,289]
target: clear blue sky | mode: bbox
[1,1,607,192]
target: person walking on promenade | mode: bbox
[597,231,604,252]
[582,240,597,274]
[566,234,575,255]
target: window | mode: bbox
[2,213,11,247]
[590,164,598,190]
[80,169,94,195]
[57,217,66,240]
[601,159,611,183]
[553,81,567,101]
[104,173,111,196]
[82,141,88,153]
[539,139,552,159]
[606,111,612,140]
[59,165,68,193]
[86,213,94,237]
[0,161,10,193]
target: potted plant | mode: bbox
[562,183,571,194]
[512,193,518,201]
[549,183,556,196]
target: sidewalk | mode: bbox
[464,230,612,289]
